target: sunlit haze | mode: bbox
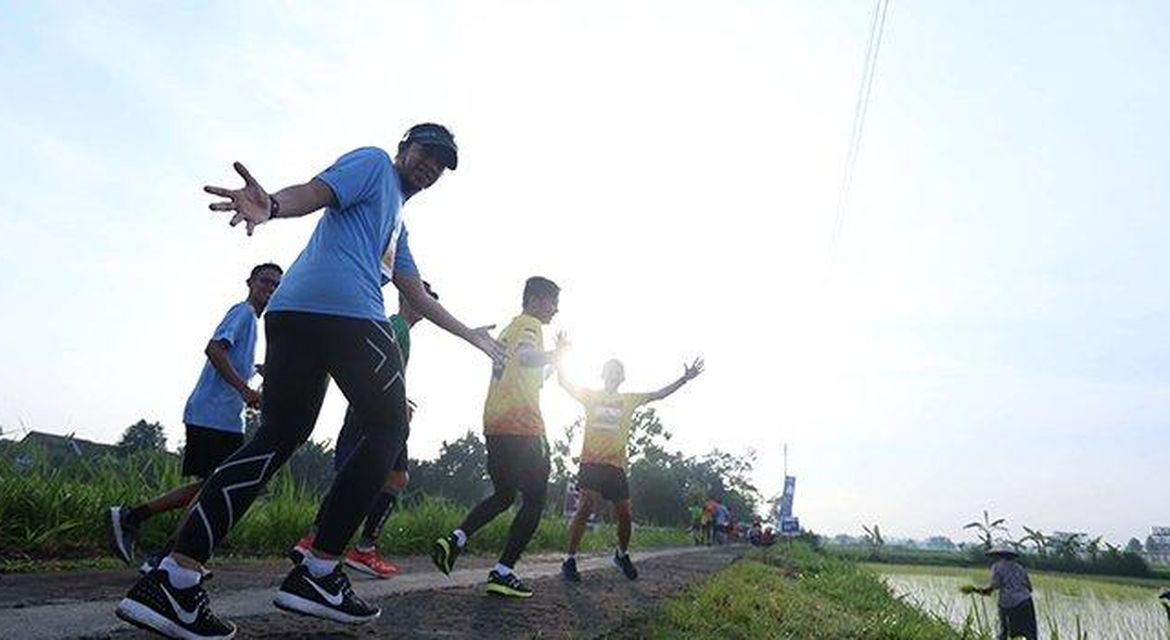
[2,1,1168,547]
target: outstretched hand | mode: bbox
[468,325,506,366]
[683,357,705,381]
[205,162,271,236]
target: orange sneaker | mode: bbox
[344,547,399,579]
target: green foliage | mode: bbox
[117,420,167,453]
[408,430,490,506]
[0,443,687,562]
[830,542,1152,579]
[627,542,965,639]
[962,510,1007,550]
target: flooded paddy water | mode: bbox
[870,563,1169,639]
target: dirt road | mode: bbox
[1,545,742,639]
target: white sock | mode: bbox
[453,529,468,548]
[159,556,201,590]
[493,562,513,576]
[301,548,339,578]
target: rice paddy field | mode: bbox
[870,563,1170,639]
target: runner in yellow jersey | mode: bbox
[432,276,567,598]
[559,357,703,582]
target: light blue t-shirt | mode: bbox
[183,301,258,433]
[266,147,420,320]
[715,504,731,526]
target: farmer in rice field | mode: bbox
[963,543,1037,640]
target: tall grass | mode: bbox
[621,542,968,639]
[0,448,687,566]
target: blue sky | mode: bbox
[1,0,1168,545]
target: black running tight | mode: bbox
[173,311,408,562]
[458,435,549,568]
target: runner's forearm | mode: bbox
[270,179,335,219]
[393,272,478,345]
[204,341,251,395]
[647,376,688,401]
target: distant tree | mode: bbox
[548,418,581,485]
[628,445,692,525]
[118,419,167,453]
[1051,532,1086,559]
[963,510,1007,550]
[287,439,335,496]
[923,536,957,551]
[862,524,885,558]
[1085,535,1103,562]
[1126,537,1143,554]
[1021,526,1049,556]
[626,408,671,463]
[409,430,489,506]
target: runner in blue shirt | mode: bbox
[107,263,281,568]
[117,124,504,640]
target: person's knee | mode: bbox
[520,487,547,512]
[493,487,518,507]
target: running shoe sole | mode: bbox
[343,557,394,579]
[431,538,454,575]
[115,598,237,640]
[108,507,133,565]
[272,590,381,625]
[485,582,534,598]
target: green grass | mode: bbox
[0,449,688,571]
[620,542,968,639]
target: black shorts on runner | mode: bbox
[578,462,630,502]
[335,406,409,473]
[181,424,245,479]
[486,435,550,495]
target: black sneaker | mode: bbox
[273,564,380,624]
[139,551,211,581]
[561,558,581,582]
[108,506,138,566]
[485,570,533,598]
[431,534,461,575]
[613,551,638,580]
[115,570,236,640]
[139,552,163,576]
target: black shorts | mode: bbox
[335,406,409,473]
[578,462,630,502]
[486,435,550,495]
[181,424,245,479]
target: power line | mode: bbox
[825,0,892,287]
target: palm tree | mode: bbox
[861,524,884,558]
[1021,526,1048,556]
[1084,536,1103,562]
[963,510,1007,550]
[1051,532,1086,559]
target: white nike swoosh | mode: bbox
[305,575,344,606]
[158,583,199,625]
